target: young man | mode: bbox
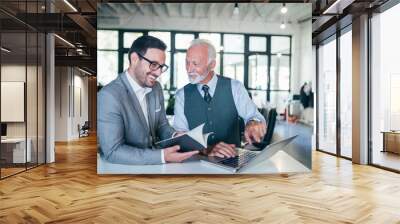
[98,36,198,165]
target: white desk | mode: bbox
[1,138,31,163]
[97,150,310,174]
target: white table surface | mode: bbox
[1,137,32,163]
[1,138,26,143]
[97,150,310,174]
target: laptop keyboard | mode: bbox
[219,151,258,168]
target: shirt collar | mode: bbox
[197,73,218,95]
[125,71,152,95]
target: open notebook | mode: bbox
[155,124,212,152]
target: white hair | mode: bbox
[188,39,216,64]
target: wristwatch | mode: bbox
[247,118,261,125]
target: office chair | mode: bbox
[252,108,277,150]
[79,121,90,138]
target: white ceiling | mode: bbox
[98,3,311,24]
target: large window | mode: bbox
[174,33,195,89]
[224,54,244,83]
[269,36,291,113]
[340,29,352,158]
[97,30,119,86]
[223,34,245,85]
[97,30,292,111]
[317,37,337,155]
[316,27,353,159]
[248,54,268,108]
[371,3,400,171]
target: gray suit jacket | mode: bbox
[97,73,175,165]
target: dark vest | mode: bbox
[184,76,240,146]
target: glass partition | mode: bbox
[1,31,28,178]
[317,37,337,155]
[0,1,46,179]
[339,30,352,158]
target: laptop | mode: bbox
[200,135,297,173]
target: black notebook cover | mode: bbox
[155,134,207,152]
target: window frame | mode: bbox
[97,29,292,102]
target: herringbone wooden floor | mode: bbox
[1,135,400,223]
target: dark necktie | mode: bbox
[202,85,212,103]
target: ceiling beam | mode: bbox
[120,3,135,14]
[86,0,96,12]
[165,3,172,17]
[263,4,276,22]
[104,4,119,15]
[242,4,254,21]
[207,3,216,17]
[135,2,146,16]
[67,14,96,38]
[253,4,265,21]
[218,3,231,18]
[151,3,160,17]
[180,3,185,17]
[193,3,198,18]
[55,55,96,71]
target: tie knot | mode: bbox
[202,85,212,103]
[202,85,210,92]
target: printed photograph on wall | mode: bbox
[96,2,313,174]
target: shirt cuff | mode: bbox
[246,117,261,125]
[161,149,166,164]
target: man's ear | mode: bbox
[130,52,139,66]
[208,59,216,70]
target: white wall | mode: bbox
[292,20,313,94]
[55,66,68,141]
[1,65,43,136]
[1,63,46,163]
[54,67,89,141]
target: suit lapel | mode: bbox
[120,74,150,133]
[146,91,156,140]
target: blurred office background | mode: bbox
[97,3,313,122]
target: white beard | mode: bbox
[188,72,208,84]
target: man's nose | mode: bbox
[153,68,162,77]
[187,63,195,73]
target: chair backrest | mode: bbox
[238,116,245,138]
[264,108,277,145]
[82,121,90,129]
[253,108,277,149]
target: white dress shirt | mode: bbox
[125,71,166,163]
[173,74,266,132]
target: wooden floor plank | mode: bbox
[0,135,400,223]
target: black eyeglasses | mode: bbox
[137,52,169,73]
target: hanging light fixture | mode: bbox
[54,34,75,48]
[1,47,11,53]
[233,3,239,15]
[281,3,288,14]
[63,0,78,12]
[280,22,286,29]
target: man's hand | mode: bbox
[164,145,199,163]
[208,142,237,158]
[244,121,267,145]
